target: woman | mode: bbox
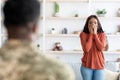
[80,15,106,80]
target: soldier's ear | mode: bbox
[33,23,39,34]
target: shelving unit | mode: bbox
[46,0,120,2]
[98,17,120,20]
[46,0,88,2]
[45,17,120,20]
[107,34,120,37]
[1,0,120,52]
[44,0,120,52]
[46,17,87,20]
[45,50,83,54]
[44,34,79,37]
[39,33,120,37]
[2,33,120,37]
[91,0,120,2]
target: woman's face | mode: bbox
[88,18,98,29]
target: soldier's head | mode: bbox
[3,0,40,41]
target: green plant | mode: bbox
[52,28,55,30]
[74,14,79,17]
[96,9,107,14]
[55,2,59,13]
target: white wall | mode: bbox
[44,1,120,51]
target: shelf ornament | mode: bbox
[54,2,60,17]
[96,9,107,17]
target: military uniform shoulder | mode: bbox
[34,53,75,80]
[0,44,75,80]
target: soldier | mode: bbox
[0,0,75,80]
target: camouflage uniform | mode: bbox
[0,40,75,80]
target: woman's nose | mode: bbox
[91,23,96,26]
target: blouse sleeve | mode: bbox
[80,32,93,53]
[94,33,106,51]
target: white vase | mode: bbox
[51,29,56,34]
[51,30,56,34]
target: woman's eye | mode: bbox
[89,22,92,24]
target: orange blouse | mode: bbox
[80,32,106,69]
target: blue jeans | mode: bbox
[80,65,105,80]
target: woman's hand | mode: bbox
[88,26,93,34]
[93,26,97,34]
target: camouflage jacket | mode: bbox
[0,40,75,80]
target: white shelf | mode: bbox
[2,33,120,37]
[45,50,83,54]
[1,17,43,21]
[107,34,120,37]
[41,34,120,37]
[46,17,86,20]
[46,17,120,20]
[45,50,120,54]
[45,34,79,37]
[46,0,88,2]
[91,0,120,2]
[46,0,120,2]
[98,17,120,20]
[104,51,120,54]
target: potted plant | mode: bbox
[96,9,107,17]
[74,14,79,17]
[37,44,40,49]
[54,2,60,17]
